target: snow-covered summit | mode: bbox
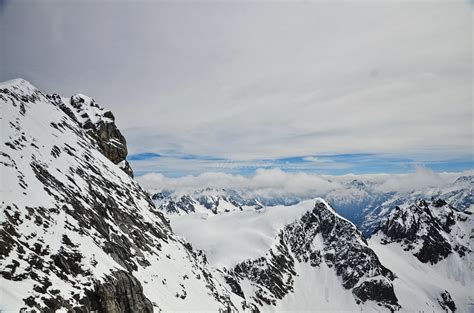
[171,198,400,311]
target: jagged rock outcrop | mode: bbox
[94,271,153,313]
[438,290,457,313]
[46,93,133,177]
[374,199,472,264]
[369,198,473,312]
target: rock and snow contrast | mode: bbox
[1,79,472,312]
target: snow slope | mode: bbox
[171,199,401,311]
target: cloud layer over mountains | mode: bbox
[137,167,471,198]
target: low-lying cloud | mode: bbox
[136,167,470,199]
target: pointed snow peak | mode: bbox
[0,78,37,92]
[223,198,399,311]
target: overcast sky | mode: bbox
[1,0,472,177]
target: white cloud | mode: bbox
[136,167,469,198]
[373,166,455,193]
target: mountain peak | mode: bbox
[373,198,472,264]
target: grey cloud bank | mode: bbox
[1,1,472,175]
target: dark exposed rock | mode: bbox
[438,290,456,312]
[94,271,153,313]
[47,93,133,177]
[119,160,134,178]
[353,279,398,310]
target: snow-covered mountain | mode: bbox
[1,79,472,312]
[356,176,473,235]
[0,79,236,312]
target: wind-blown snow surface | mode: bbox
[0,79,235,312]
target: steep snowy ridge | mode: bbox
[360,178,473,236]
[370,199,473,312]
[0,79,235,312]
[222,199,399,312]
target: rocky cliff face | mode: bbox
[47,93,133,177]
[94,271,154,313]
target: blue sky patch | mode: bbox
[128,152,473,177]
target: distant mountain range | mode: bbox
[150,174,472,236]
[1,79,472,312]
